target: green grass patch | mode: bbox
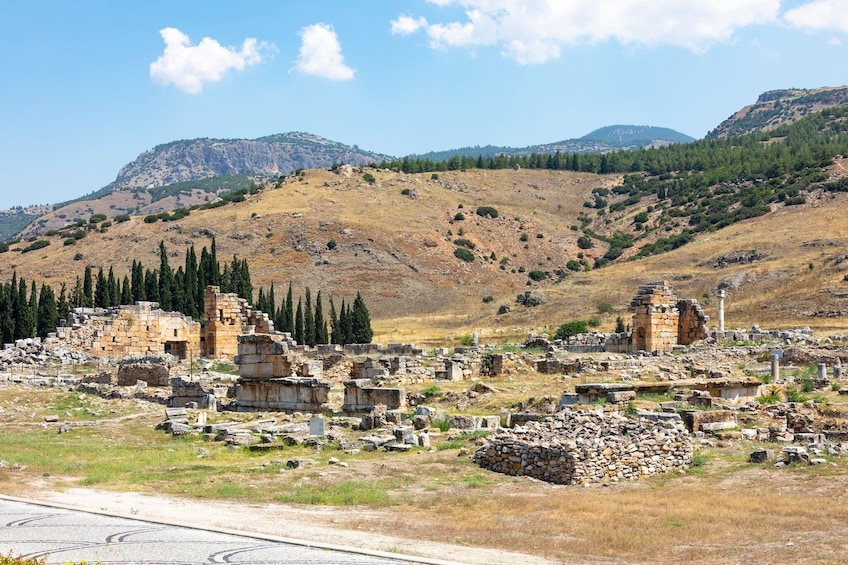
[274,479,397,506]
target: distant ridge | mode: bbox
[707,86,848,139]
[410,125,694,162]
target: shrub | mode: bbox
[519,233,529,242]
[63,238,76,246]
[431,173,439,180]
[577,235,594,249]
[73,252,84,260]
[482,295,494,303]
[453,238,475,249]
[476,206,499,218]
[459,333,474,346]
[454,248,474,262]
[566,259,582,272]
[401,188,412,195]
[89,213,107,224]
[100,220,112,229]
[615,316,626,333]
[554,320,588,340]
[528,270,546,282]
[597,302,614,314]
[21,240,49,253]
[143,214,160,224]
[0,243,8,253]
[363,172,376,184]
[113,213,131,223]
[327,239,337,250]
[536,233,544,239]
[454,212,465,221]
[587,316,601,327]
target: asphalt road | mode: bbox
[0,497,420,564]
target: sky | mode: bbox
[1,0,847,208]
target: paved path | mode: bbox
[0,497,420,564]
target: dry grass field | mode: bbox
[2,382,848,564]
[6,167,848,342]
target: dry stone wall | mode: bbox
[473,409,693,485]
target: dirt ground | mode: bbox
[16,483,558,565]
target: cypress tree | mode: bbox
[314,290,327,344]
[131,260,144,302]
[145,269,160,303]
[121,276,133,305]
[28,280,38,337]
[329,296,339,344]
[36,283,57,338]
[210,237,220,285]
[184,245,199,318]
[257,287,268,315]
[351,292,373,344]
[57,283,70,321]
[17,278,34,339]
[71,276,82,308]
[0,283,13,343]
[172,267,186,314]
[304,287,314,347]
[285,283,294,334]
[294,298,304,345]
[158,241,173,311]
[268,284,276,319]
[94,267,107,308]
[107,266,118,307]
[9,273,19,338]
[82,266,94,308]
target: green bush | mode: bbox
[453,238,475,249]
[21,240,49,253]
[577,235,594,249]
[454,212,465,221]
[476,206,499,218]
[528,270,546,281]
[554,320,588,340]
[587,316,601,327]
[519,233,529,242]
[597,302,614,314]
[113,213,131,223]
[327,239,337,250]
[89,213,107,224]
[454,248,474,262]
[566,259,582,272]
[363,172,376,184]
[482,295,494,303]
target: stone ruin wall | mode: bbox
[58,303,201,360]
[473,409,693,485]
[631,281,709,352]
[204,285,273,359]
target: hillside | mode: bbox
[5,160,848,345]
[409,125,694,162]
[707,86,848,138]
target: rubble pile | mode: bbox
[473,409,693,485]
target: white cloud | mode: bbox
[397,0,782,64]
[150,27,272,94]
[391,15,429,35]
[295,23,355,81]
[785,0,848,34]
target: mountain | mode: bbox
[410,125,694,162]
[707,86,848,139]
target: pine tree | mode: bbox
[351,292,373,344]
[36,283,57,338]
[294,298,304,345]
[82,266,94,308]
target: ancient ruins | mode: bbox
[5,278,848,488]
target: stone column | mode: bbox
[818,363,828,380]
[717,289,726,333]
[834,359,843,381]
[771,351,781,382]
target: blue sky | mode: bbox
[1,0,846,208]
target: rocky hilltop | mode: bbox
[108,132,393,191]
[707,86,848,139]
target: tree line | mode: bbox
[0,237,372,346]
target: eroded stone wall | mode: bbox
[473,409,693,485]
[203,286,273,359]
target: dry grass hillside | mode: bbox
[6,166,848,343]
